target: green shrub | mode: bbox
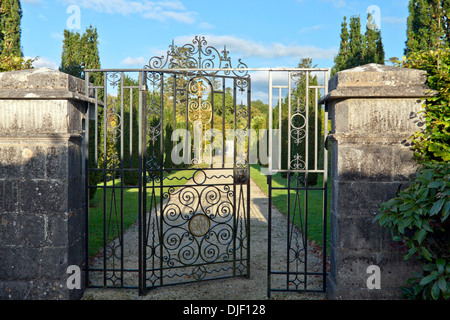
[401,48,450,163]
[0,54,35,72]
[375,163,450,300]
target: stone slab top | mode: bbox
[0,67,96,103]
[319,63,435,103]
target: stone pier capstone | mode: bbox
[320,63,430,299]
[0,68,92,300]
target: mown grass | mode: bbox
[88,165,331,258]
[250,164,331,249]
[87,169,193,258]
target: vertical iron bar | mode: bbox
[278,87,282,171]
[232,78,237,277]
[267,71,273,298]
[314,87,318,171]
[246,77,251,278]
[222,78,225,168]
[95,89,98,166]
[267,175,272,298]
[286,71,292,290]
[288,72,292,172]
[322,69,329,292]
[159,72,164,287]
[120,72,125,287]
[129,88,133,167]
[210,79,214,167]
[102,72,108,287]
[304,71,309,290]
[173,75,177,130]
[84,71,90,288]
[138,71,145,295]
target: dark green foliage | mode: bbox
[405,0,450,56]
[120,76,140,185]
[401,49,450,163]
[0,0,22,57]
[60,25,102,85]
[60,25,103,199]
[163,122,174,171]
[376,163,450,300]
[377,10,450,298]
[332,14,385,76]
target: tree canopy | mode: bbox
[331,14,385,76]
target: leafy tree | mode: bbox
[331,16,350,76]
[405,0,450,56]
[348,16,364,68]
[0,0,22,58]
[363,13,385,65]
[0,0,34,72]
[60,25,104,199]
[60,30,83,78]
[332,14,385,75]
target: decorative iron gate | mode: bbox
[84,37,251,294]
[266,69,330,297]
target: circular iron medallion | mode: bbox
[189,214,210,237]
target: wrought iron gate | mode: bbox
[84,37,251,294]
[266,69,330,297]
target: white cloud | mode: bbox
[121,56,147,66]
[62,0,196,24]
[299,25,325,34]
[51,32,64,40]
[382,16,406,24]
[21,0,45,4]
[173,35,337,60]
[25,56,59,70]
[321,0,346,8]
[199,22,214,30]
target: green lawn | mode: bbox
[88,165,331,258]
[250,164,331,249]
[87,169,194,258]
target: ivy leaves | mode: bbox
[376,163,450,300]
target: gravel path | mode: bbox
[82,177,326,300]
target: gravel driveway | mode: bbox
[82,178,327,300]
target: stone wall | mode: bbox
[321,63,430,299]
[0,68,91,299]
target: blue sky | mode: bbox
[20,0,410,101]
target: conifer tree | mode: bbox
[348,16,364,68]
[363,13,385,65]
[331,17,350,76]
[0,0,23,57]
[405,0,450,56]
[332,14,385,75]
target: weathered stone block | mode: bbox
[322,63,427,300]
[0,68,89,300]
[19,180,67,214]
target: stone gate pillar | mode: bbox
[320,64,430,299]
[0,68,91,299]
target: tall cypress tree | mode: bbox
[331,16,350,76]
[60,26,103,199]
[60,29,83,77]
[363,13,385,64]
[348,16,364,68]
[332,14,385,74]
[0,0,22,57]
[405,0,450,56]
